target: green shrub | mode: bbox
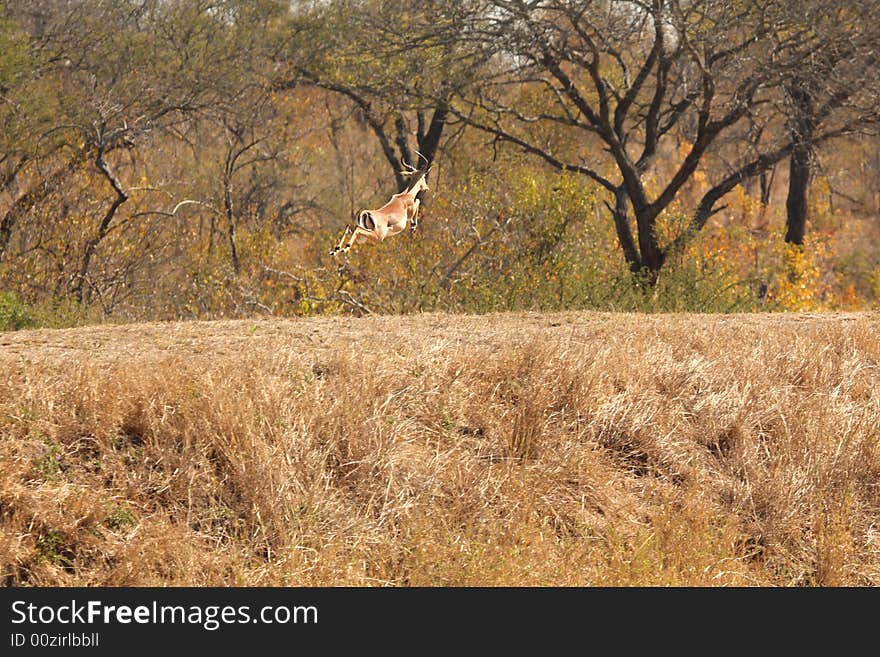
[0,291,34,331]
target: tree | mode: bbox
[278,1,488,191]
[0,0,295,306]
[778,2,880,245]
[435,0,880,278]
[0,9,64,263]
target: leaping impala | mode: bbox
[330,168,429,256]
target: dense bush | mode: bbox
[0,292,33,331]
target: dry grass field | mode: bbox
[2,311,879,586]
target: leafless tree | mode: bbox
[434,0,880,277]
[777,2,880,245]
[278,1,490,190]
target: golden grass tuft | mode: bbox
[1,311,879,586]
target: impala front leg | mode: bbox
[410,198,421,233]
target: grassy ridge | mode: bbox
[1,312,879,586]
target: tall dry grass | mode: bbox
[1,312,879,586]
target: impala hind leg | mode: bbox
[340,225,375,253]
[330,225,353,256]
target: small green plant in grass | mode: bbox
[33,444,64,481]
[104,502,138,532]
[35,529,74,569]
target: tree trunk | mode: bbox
[784,79,816,246]
[607,186,641,274]
[73,153,128,303]
[393,101,449,192]
[394,114,413,174]
[635,209,665,280]
[785,145,812,245]
[224,178,240,276]
[606,187,665,280]
[759,167,775,207]
[416,100,448,170]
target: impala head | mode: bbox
[413,172,429,193]
[404,169,430,196]
[400,155,431,193]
